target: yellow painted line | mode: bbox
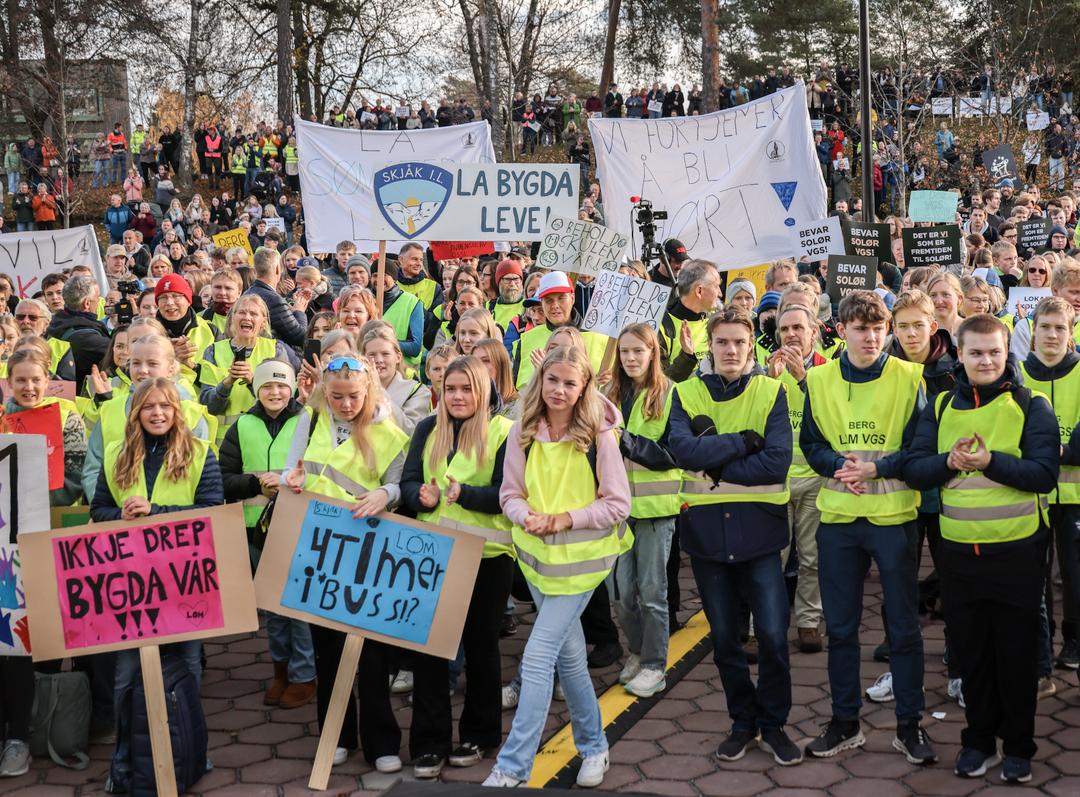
[527,610,711,787]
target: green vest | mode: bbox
[398,277,438,311]
[382,291,422,366]
[936,390,1047,543]
[104,437,209,507]
[237,410,305,527]
[283,145,298,165]
[47,337,71,377]
[1020,361,1080,504]
[199,337,279,445]
[231,151,246,174]
[804,356,922,525]
[624,386,682,519]
[99,392,217,451]
[675,374,790,507]
[130,130,145,154]
[302,413,408,502]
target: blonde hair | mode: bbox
[113,378,195,490]
[605,324,668,420]
[224,293,270,339]
[128,317,169,338]
[361,327,405,376]
[473,338,518,404]
[315,351,382,472]
[6,346,50,383]
[336,286,378,325]
[428,356,492,472]
[518,346,601,453]
[927,272,963,301]
[1051,258,1080,292]
[11,334,52,363]
[454,308,500,354]
[128,333,179,378]
[891,288,935,319]
[545,325,586,355]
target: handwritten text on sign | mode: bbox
[52,516,224,649]
[536,216,629,276]
[281,500,453,645]
[582,272,671,339]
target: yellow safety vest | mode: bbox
[99,392,218,451]
[302,412,408,502]
[488,299,525,332]
[514,324,608,388]
[398,278,438,312]
[936,390,1047,543]
[804,356,922,525]
[512,431,632,595]
[382,291,422,366]
[47,337,71,376]
[1020,361,1080,504]
[237,409,307,528]
[103,437,209,507]
[419,415,515,558]
[675,374,790,507]
[283,145,298,165]
[778,369,819,485]
[658,313,709,376]
[178,316,219,384]
[199,337,279,445]
[624,387,682,519]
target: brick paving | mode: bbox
[4,561,1079,795]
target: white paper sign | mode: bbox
[931,97,954,116]
[647,100,663,115]
[536,215,629,276]
[793,217,844,260]
[588,83,828,272]
[581,271,672,339]
[0,225,106,299]
[262,217,286,233]
[395,106,409,118]
[1026,111,1051,131]
[369,162,579,242]
[295,117,495,253]
[811,119,824,131]
[1007,286,1052,317]
[360,111,377,125]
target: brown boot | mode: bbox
[264,662,288,706]
[798,627,823,653]
[279,680,316,709]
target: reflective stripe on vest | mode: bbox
[779,369,819,484]
[804,356,922,525]
[675,374,790,507]
[624,385,682,518]
[104,437,209,506]
[382,292,422,366]
[237,410,306,528]
[302,413,408,502]
[1020,360,1080,504]
[515,522,631,581]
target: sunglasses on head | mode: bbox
[325,356,364,373]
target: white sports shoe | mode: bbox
[375,755,403,773]
[554,682,565,701]
[948,677,965,708]
[866,671,894,703]
[482,769,524,787]
[576,751,609,788]
[501,684,519,710]
[332,747,348,766]
[625,667,667,698]
[391,670,414,694]
[618,654,642,685]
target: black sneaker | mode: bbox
[759,727,803,766]
[587,641,623,669]
[893,721,937,765]
[714,729,758,762]
[413,754,445,779]
[1055,638,1079,670]
[805,719,865,758]
[873,639,890,662]
[954,747,1001,777]
[1000,755,1032,783]
[448,743,485,767]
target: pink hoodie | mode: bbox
[500,394,631,531]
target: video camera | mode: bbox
[630,196,668,274]
[114,280,141,324]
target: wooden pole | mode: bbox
[139,646,178,797]
[308,634,364,790]
[374,240,387,319]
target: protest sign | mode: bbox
[580,271,671,339]
[1026,111,1051,131]
[727,265,768,299]
[395,105,409,119]
[842,220,893,264]
[810,119,824,131]
[982,144,1019,185]
[211,228,253,262]
[50,506,91,530]
[901,225,962,269]
[792,217,844,260]
[588,83,828,271]
[428,241,495,261]
[370,162,578,242]
[908,190,959,223]
[931,98,954,116]
[0,380,75,403]
[360,111,377,125]
[296,117,496,254]
[1016,218,1051,256]
[0,226,106,299]
[826,254,878,304]
[535,215,629,276]
[263,217,286,234]
[1007,287,1052,318]
[2,402,63,489]
[958,97,987,117]
[647,100,663,115]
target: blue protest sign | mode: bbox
[908,190,958,223]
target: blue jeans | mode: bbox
[16,222,33,232]
[268,614,316,682]
[92,160,107,188]
[493,584,606,781]
[245,167,259,196]
[5,173,16,195]
[692,552,792,731]
[817,520,924,722]
[612,516,674,670]
[111,153,125,184]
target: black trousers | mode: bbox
[0,657,34,740]
[411,555,514,757]
[940,536,1048,760]
[581,579,619,646]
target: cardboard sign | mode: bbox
[370,162,579,243]
[255,490,483,659]
[908,190,959,223]
[1016,218,1050,256]
[581,271,671,339]
[2,403,63,489]
[211,228,254,263]
[826,254,877,304]
[50,506,91,529]
[1007,287,1052,317]
[1026,111,1051,131]
[727,264,768,300]
[982,144,1019,185]
[842,220,893,264]
[0,380,75,403]
[429,241,496,261]
[22,504,257,661]
[901,225,962,269]
[536,215,629,277]
[793,217,844,260]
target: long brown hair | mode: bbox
[113,378,196,490]
[427,356,492,472]
[605,323,668,420]
[473,338,518,403]
[518,346,601,453]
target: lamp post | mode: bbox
[859,0,875,222]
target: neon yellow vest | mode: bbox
[779,369,819,484]
[489,299,525,332]
[283,145,298,165]
[398,278,437,312]
[382,291,422,366]
[237,409,306,527]
[805,356,922,525]
[199,337,278,445]
[658,313,709,376]
[302,413,408,502]
[514,324,607,388]
[178,317,219,384]
[47,337,71,376]
[104,437,209,506]
[624,387,682,518]
[1020,360,1080,504]
[99,392,217,451]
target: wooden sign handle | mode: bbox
[139,645,178,797]
[308,633,364,790]
[598,336,618,381]
[374,240,387,319]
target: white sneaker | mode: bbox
[947,677,965,708]
[866,671,894,703]
[375,755,403,773]
[391,670,414,694]
[0,740,30,777]
[576,751,609,788]
[625,667,666,698]
[501,684,519,710]
[553,682,565,702]
[618,654,642,685]
[482,769,523,787]
[332,747,348,766]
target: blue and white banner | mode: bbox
[588,83,828,271]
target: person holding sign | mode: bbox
[484,346,631,788]
[90,377,224,792]
[400,356,514,778]
[1011,259,1080,362]
[281,353,409,772]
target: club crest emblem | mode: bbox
[374,162,454,238]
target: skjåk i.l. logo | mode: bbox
[374,162,454,239]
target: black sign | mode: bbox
[981,144,1019,185]
[1016,218,1050,257]
[842,220,893,265]
[826,254,878,304]
[901,225,962,269]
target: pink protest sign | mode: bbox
[50,516,225,649]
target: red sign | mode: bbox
[429,241,495,261]
[3,403,63,489]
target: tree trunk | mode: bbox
[293,3,311,119]
[478,0,503,156]
[276,0,295,124]
[178,0,201,188]
[599,0,620,97]
[700,0,720,112]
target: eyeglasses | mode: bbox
[325,356,364,373]
[15,313,41,321]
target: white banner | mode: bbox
[931,97,953,116]
[369,162,578,242]
[0,225,106,299]
[295,117,495,254]
[536,215,628,276]
[588,83,828,271]
[581,271,671,339]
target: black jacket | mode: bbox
[888,328,957,399]
[45,309,111,386]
